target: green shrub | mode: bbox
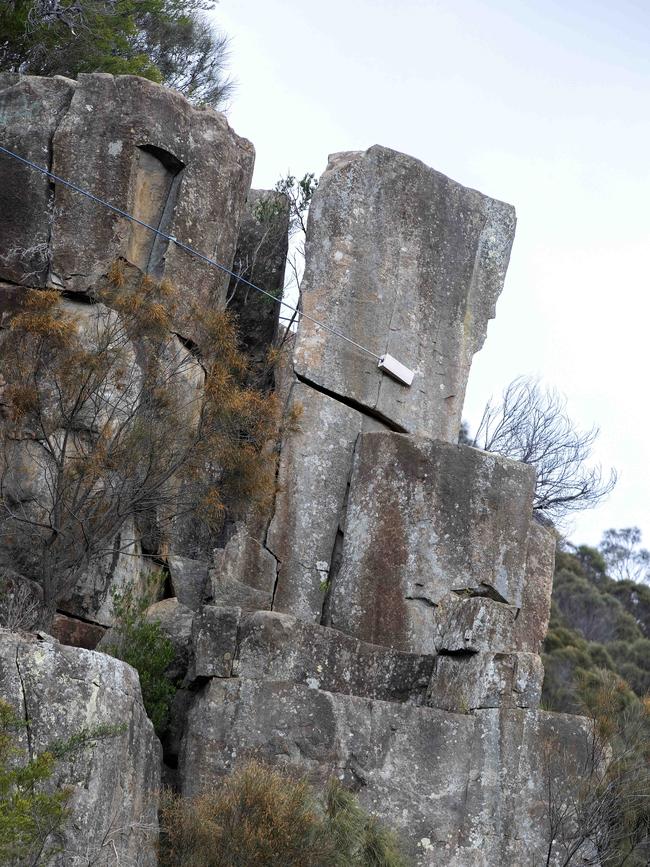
[0,700,124,864]
[159,760,409,867]
[103,574,176,736]
[0,700,70,864]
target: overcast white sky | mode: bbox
[214,0,650,547]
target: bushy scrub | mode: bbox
[159,760,409,867]
[103,574,176,736]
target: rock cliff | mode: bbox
[0,74,598,865]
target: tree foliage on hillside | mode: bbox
[0,0,232,106]
[544,544,650,713]
[600,527,650,585]
[543,543,650,864]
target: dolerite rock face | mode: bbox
[50,74,254,318]
[328,433,535,653]
[179,679,595,866]
[0,73,254,329]
[267,382,363,620]
[0,74,75,286]
[0,629,160,865]
[234,610,434,703]
[293,146,516,439]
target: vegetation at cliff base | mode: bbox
[159,760,409,867]
[0,0,232,106]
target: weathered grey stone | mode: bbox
[146,597,194,681]
[168,555,209,611]
[62,517,161,627]
[0,629,160,865]
[329,434,535,653]
[449,707,598,867]
[426,651,544,712]
[191,604,240,678]
[293,145,516,439]
[267,382,362,620]
[179,677,596,866]
[0,74,76,286]
[211,525,277,595]
[48,74,255,323]
[227,189,289,381]
[515,520,556,654]
[235,610,434,703]
[209,573,272,611]
[434,594,518,654]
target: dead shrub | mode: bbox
[158,760,408,867]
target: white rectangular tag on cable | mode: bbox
[377,354,414,386]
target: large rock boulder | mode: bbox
[0,629,160,865]
[328,433,536,653]
[49,74,254,319]
[293,145,516,439]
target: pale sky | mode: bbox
[214,0,650,548]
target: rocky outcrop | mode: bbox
[0,629,160,865]
[0,72,255,628]
[175,143,597,866]
[0,75,601,865]
[180,678,595,866]
[293,145,516,440]
[328,433,535,653]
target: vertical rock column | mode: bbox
[293,145,516,440]
[268,146,517,621]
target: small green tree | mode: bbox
[103,573,176,735]
[0,698,124,865]
[0,700,70,865]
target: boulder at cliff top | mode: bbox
[50,74,254,318]
[328,433,536,653]
[293,145,516,439]
[0,629,160,866]
[0,73,255,336]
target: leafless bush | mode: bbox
[542,673,650,866]
[470,377,616,523]
[0,569,42,630]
